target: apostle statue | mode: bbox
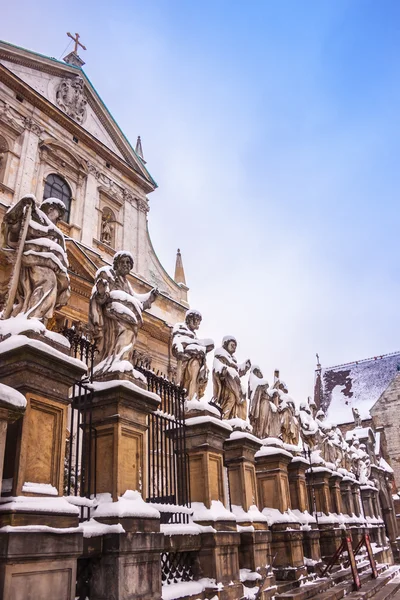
[89,251,158,374]
[1,194,70,322]
[248,366,272,438]
[273,379,300,446]
[171,309,214,400]
[299,399,319,449]
[212,335,251,420]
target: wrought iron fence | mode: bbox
[63,327,190,523]
[161,552,195,585]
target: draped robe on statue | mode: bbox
[1,196,70,320]
[213,346,249,420]
[89,265,153,370]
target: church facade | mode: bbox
[0,39,188,375]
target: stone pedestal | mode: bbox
[88,378,160,501]
[0,530,82,600]
[255,447,292,512]
[288,457,309,512]
[270,523,306,581]
[329,473,343,515]
[186,415,241,596]
[306,467,331,515]
[0,336,86,526]
[224,433,261,511]
[302,526,322,569]
[340,478,355,516]
[361,486,374,518]
[318,523,343,560]
[0,388,25,495]
[351,481,362,517]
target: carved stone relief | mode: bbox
[56,75,87,124]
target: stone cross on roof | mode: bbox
[67,32,86,54]
[64,32,86,68]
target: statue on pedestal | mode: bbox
[171,309,214,400]
[212,335,251,420]
[299,399,319,449]
[248,366,272,438]
[279,393,300,446]
[1,194,70,322]
[89,251,158,374]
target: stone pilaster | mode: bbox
[288,457,309,512]
[329,472,343,515]
[340,477,355,516]
[306,467,331,515]
[224,433,261,511]
[255,446,292,513]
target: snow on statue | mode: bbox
[89,251,159,376]
[171,309,214,400]
[212,335,251,420]
[0,194,70,322]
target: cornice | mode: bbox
[0,64,155,194]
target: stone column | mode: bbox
[288,457,309,513]
[185,414,242,599]
[256,446,306,581]
[340,477,355,516]
[86,376,165,600]
[0,334,86,600]
[329,473,343,515]
[224,434,275,597]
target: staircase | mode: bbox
[272,557,400,600]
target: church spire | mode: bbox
[174,248,186,285]
[135,136,146,163]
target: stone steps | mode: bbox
[343,567,400,599]
[275,561,394,600]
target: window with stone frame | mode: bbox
[0,135,9,183]
[100,206,116,248]
[43,173,72,222]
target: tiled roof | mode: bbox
[317,351,400,424]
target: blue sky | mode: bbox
[2,1,400,402]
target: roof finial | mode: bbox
[64,32,86,67]
[174,248,186,285]
[135,136,146,163]
[316,353,321,369]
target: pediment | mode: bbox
[0,41,155,188]
[40,139,88,178]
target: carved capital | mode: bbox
[86,161,101,179]
[0,100,24,133]
[137,198,149,213]
[24,117,45,136]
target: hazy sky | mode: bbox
[2,1,400,402]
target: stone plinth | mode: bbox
[87,379,160,501]
[318,523,343,560]
[302,526,322,569]
[0,335,86,526]
[224,433,261,511]
[306,467,331,515]
[340,478,355,516]
[329,473,343,515]
[0,531,82,600]
[197,530,242,600]
[351,481,362,517]
[90,530,164,600]
[361,486,375,518]
[0,387,26,495]
[255,447,292,513]
[270,523,306,581]
[288,457,309,512]
[185,415,231,508]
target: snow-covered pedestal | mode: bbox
[306,466,332,516]
[255,443,292,513]
[87,378,160,501]
[328,472,343,515]
[340,476,355,516]
[288,456,309,513]
[224,431,262,513]
[0,384,26,496]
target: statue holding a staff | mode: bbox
[0,194,70,322]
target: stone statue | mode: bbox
[279,393,300,446]
[248,366,272,438]
[171,309,214,400]
[100,211,113,246]
[352,406,362,428]
[299,400,319,449]
[212,335,251,420]
[1,194,70,322]
[89,251,159,374]
[56,75,87,124]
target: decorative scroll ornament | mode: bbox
[56,75,87,124]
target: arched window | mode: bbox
[43,174,72,222]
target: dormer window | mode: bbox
[43,174,72,222]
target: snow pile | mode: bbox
[191,500,236,522]
[229,430,261,445]
[0,335,86,371]
[93,356,147,383]
[231,504,268,523]
[185,415,233,431]
[0,383,26,409]
[240,569,262,582]
[0,495,79,515]
[185,397,220,417]
[160,523,201,536]
[226,417,252,432]
[0,524,81,534]
[22,482,58,495]
[81,518,125,538]
[88,380,160,403]
[94,490,160,519]
[255,445,292,459]
[0,314,69,348]
[262,507,300,526]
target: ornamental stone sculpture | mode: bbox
[89,251,158,375]
[0,194,70,322]
[299,399,319,449]
[212,335,251,420]
[56,75,87,124]
[171,309,214,400]
[248,366,281,439]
